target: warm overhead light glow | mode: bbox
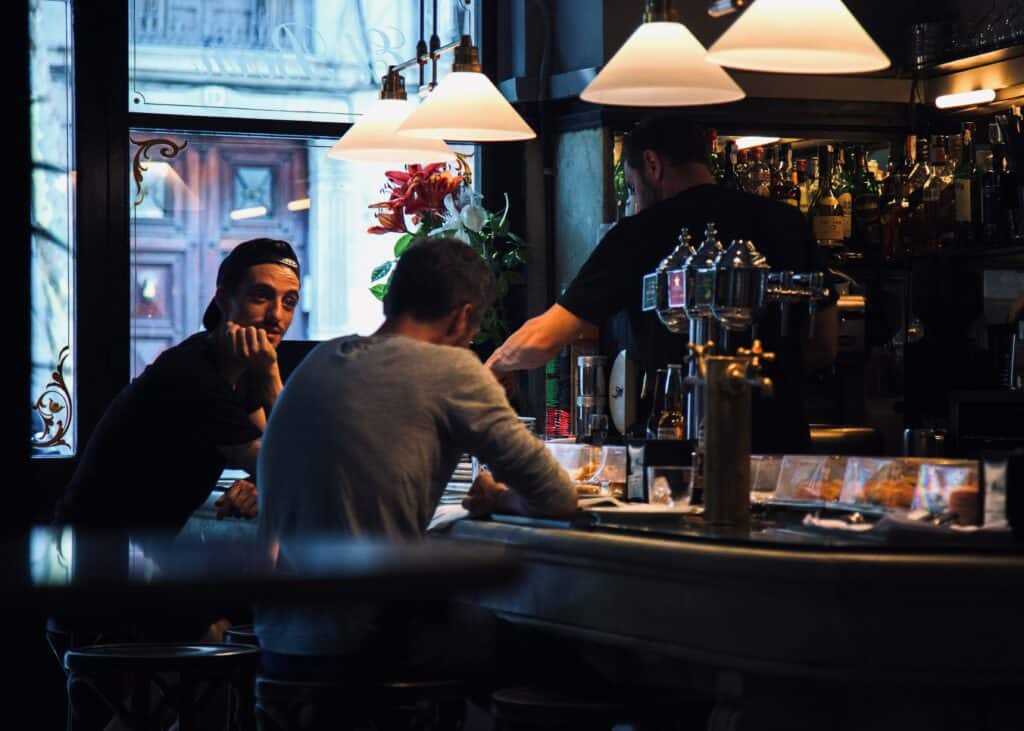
[328,98,456,165]
[287,198,311,211]
[581,22,745,107]
[397,72,536,142]
[735,136,780,150]
[706,0,891,74]
[229,206,268,221]
[935,89,997,109]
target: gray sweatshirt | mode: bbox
[255,334,575,655]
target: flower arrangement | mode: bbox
[368,158,527,346]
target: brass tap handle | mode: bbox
[736,339,775,373]
[687,340,715,379]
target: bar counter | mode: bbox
[439,515,1024,686]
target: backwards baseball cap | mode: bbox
[202,238,301,330]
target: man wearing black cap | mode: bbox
[55,237,302,536]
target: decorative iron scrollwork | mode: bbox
[32,345,72,450]
[454,150,474,186]
[130,137,188,206]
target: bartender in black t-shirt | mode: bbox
[487,115,838,453]
[55,238,302,534]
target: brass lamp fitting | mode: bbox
[643,0,678,23]
[380,69,407,100]
[452,35,482,73]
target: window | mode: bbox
[129,0,473,121]
[127,0,479,374]
[30,0,76,457]
[129,132,477,375]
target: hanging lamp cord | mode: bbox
[417,0,427,88]
[430,0,440,89]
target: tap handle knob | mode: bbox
[687,339,715,379]
[736,339,775,373]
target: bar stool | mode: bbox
[491,685,712,731]
[65,643,261,731]
[224,624,260,647]
[254,675,466,730]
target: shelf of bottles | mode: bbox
[708,111,1024,270]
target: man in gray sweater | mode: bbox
[255,237,576,682]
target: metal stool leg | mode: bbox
[131,672,152,731]
[178,673,197,731]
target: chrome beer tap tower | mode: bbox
[645,223,831,528]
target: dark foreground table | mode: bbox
[20,525,521,615]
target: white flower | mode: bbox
[461,203,486,232]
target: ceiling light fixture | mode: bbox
[328,70,456,164]
[735,135,780,150]
[706,0,891,75]
[397,35,536,142]
[935,89,996,109]
[229,206,268,221]
[581,0,745,107]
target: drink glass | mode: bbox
[588,414,609,445]
[647,466,693,508]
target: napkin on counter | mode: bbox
[428,504,470,532]
[801,514,876,532]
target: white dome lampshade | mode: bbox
[397,72,536,142]
[328,98,456,165]
[706,0,891,74]
[581,22,745,107]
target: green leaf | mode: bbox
[501,250,525,269]
[505,231,526,247]
[393,233,414,257]
[497,276,510,298]
[369,282,389,301]
[506,271,526,285]
[370,260,394,282]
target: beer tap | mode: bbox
[642,226,696,335]
[710,237,831,339]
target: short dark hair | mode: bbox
[622,114,709,172]
[384,237,497,323]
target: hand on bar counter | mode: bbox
[461,471,509,517]
[214,478,258,519]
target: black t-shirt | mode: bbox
[558,184,837,454]
[56,332,263,533]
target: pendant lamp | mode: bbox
[397,36,536,142]
[328,72,456,165]
[580,0,745,107]
[706,0,891,74]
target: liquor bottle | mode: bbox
[801,156,819,215]
[778,144,800,207]
[920,137,951,254]
[810,146,845,248]
[769,145,785,201]
[880,142,909,261]
[655,364,686,440]
[707,128,723,183]
[1000,113,1024,243]
[735,149,750,193]
[983,123,1006,247]
[834,148,854,241]
[850,146,881,248]
[796,158,810,212]
[646,368,668,439]
[907,135,931,209]
[747,147,772,198]
[937,136,957,250]
[721,140,742,191]
[953,125,977,248]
